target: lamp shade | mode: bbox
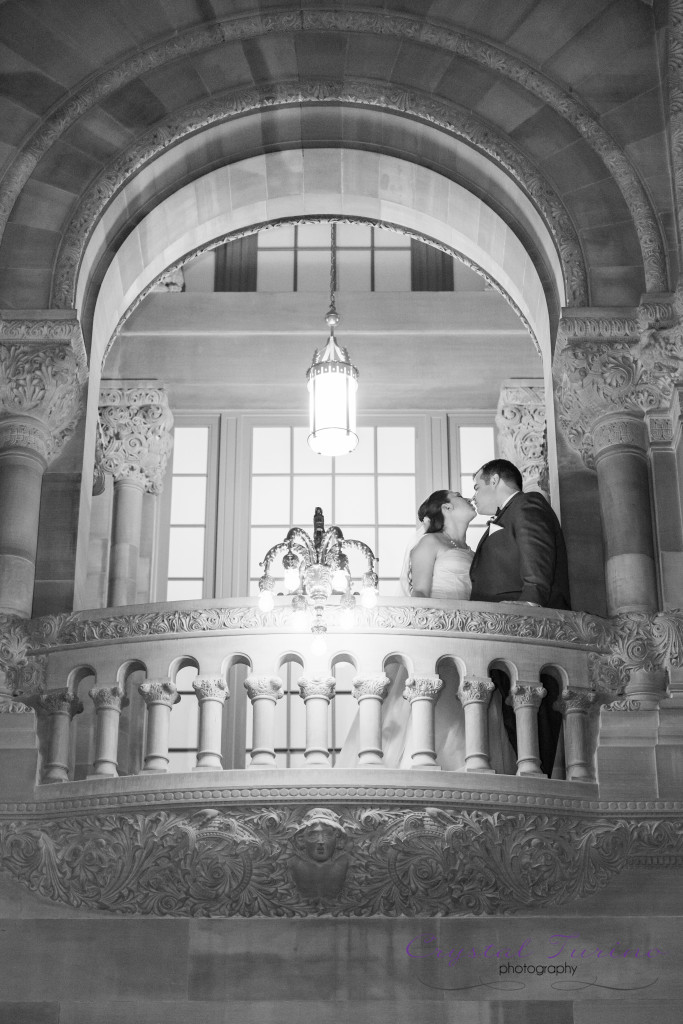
[307,321,358,457]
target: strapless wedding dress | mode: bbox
[429,545,473,599]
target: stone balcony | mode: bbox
[0,597,681,917]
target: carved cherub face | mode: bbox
[303,823,338,862]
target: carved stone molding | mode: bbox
[511,684,546,710]
[603,698,643,712]
[592,415,648,457]
[138,679,180,708]
[244,675,284,702]
[0,803,680,917]
[555,689,601,715]
[458,676,494,706]
[298,676,335,702]
[352,674,391,700]
[495,382,549,497]
[193,676,229,702]
[34,690,83,719]
[0,615,43,705]
[669,0,683,258]
[98,382,173,494]
[89,686,128,712]
[0,316,87,381]
[647,415,675,444]
[403,675,443,702]
[0,342,84,464]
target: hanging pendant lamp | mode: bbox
[307,224,359,456]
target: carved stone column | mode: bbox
[99,383,173,607]
[34,689,83,783]
[192,676,228,770]
[457,676,495,773]
[403,675,443,770]
[351,674,391,766]
[244,675,283,767]
[510,683,546,777]
[554,689,598,782]
[138,678,180,772]
[298,675,335,767]
[0,331,84,617]
[88,685,129,778]
[495,380,549,497]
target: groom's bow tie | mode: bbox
[487,506,502,525]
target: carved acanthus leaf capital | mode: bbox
[495,382,549,497]
[0,340,84,464]
[458,676,495,706]
[403,675,443,703]
[554,689,600,715]
[193,676,229,702]
[298,676,335,701]
[244,675,284,702]
[511,684,546,709]
[138,679,180,708]
[33,689,83,718]
[352,674,391,700]
[98,382,174,494]
[89,686,129,712]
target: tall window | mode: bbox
[456,425,496,549]
[249,424,417,597]
[166,426,210,600]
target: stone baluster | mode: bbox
[0,331,84,617]
[457,676,495,773]
[510,683,546,777]
[36,690,84,783]
[351,674,391,766]
[403,675,443,769]
[244,675,283,767]
[192,676,229,770]
[98,383,173,607]
[298,676,335,767]
[88,685,129,778]
[554,689,598,781]
[138,678,180,772]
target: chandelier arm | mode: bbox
[284,528,316,556]
[259,541,291,575]
[341,539,377,569]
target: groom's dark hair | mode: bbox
[477,459,523,491]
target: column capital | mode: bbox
[352,674,390,700]
[89,685,129,712]
[554,306,683,468]
[34,689,83,718]
[98,381,174,494]
[298,676,335,701]
[495,379,549,498]
[193,676,229,702]
[403,675,443,703]
[458,676,494,706]
[554,689,599,715]
[138,678,180,708]
[510,683,546,710]
[244,674,283,701]
[0,325,86,465]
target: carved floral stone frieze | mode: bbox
[98,383,173,494]
[0,803,681,917]
[495,383,549,497]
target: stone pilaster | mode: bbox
[351,673,391,766]
[298,675,335,767]
[403,674,443,770]
[457,676,495,773]
[99,382,173,607]
[138,678,180,772]
[244,674,283,767]
[88,685,129,778]
[0,320,85,617]
[495,380,549,497]
[192,676,229,770]
[510,683,546,777]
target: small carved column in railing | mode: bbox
[510,683,546,777]
[138,679,180,772]
[298,676,335,767]
[403,675,443,770]
[555,689,598,782]
[244,675,283,767]
[458,676,495,773]
[88,685,129,778]
[36,690,84,783]
[192,676,229,770]
[352,674,391,766]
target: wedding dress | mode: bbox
[337,541,517,773]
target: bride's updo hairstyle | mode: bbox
[419,490,451,534]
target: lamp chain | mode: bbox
[329,223,337,314]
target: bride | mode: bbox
[336,489,517,773]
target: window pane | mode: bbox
[337,249,371,291]
[459,426,495,472]
[167,579,204,601]
[173,428,208,473]
[297,223,331,247]
[377,526,417,576]
[293,427,333,473]
[169,694,199,747]
[377,476,416,524]
[336,526,376,578]
[252,427,290,473]
[374,229,410,247]
[168,527,205,577]
[374,251,411,292]
[377,427,415,472]
[251,476,291,525]
[250,527,290,577]
[297,249,330,291]
[170,477,207,525]
[182,251,215,293]
[337,223,371,247]
[257,250,294,291]
[335,426,374,473]
[175,665,198,691]
[259,224,295,248]
[334,692,357,745]
[292,475,332,526]
[334,476,375,524]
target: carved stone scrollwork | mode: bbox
[89,686,128,712]
[0,804,681,917]
[37,690,84,719]
[352,674,391,700]
[495,382,549,497]
[138,679,180,708]
[403,675,443,703]
[603,698,643,712]
[510,684,546,710]
[98,383,174,494]
[555,689,600,715]
[298,676,335,702]
[244,675,283,701]
[457,676,494,706]
[193,677,229,702]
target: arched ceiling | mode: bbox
[0,0,675,332]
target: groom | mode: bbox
[469,459,570,776]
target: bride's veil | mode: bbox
[398,522,427,596]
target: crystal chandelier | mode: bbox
[257,507,378,639]
[306,224,359,457]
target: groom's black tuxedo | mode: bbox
[469,491,570,609]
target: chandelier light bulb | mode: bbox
[258,590,275,613]
[361,587,378,609]
[331,567,349,591]
[284,567,301,592]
